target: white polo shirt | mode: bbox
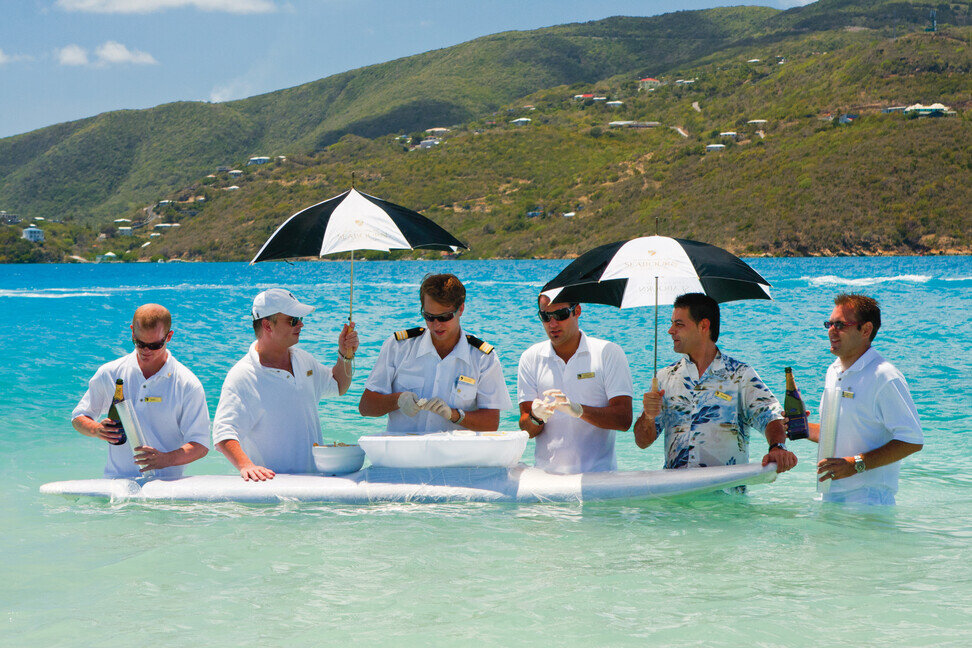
[212,342,339,474]
[364,327,513,433]
[822,347,923,501]
[72,351,210,479]
[518,332,633,474]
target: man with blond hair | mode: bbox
[72,304,210,478]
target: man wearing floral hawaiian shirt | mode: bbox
[633,293,797,473]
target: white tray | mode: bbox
[358,430,529,468]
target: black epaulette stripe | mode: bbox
[394,327,426,341]
[465,334,494,354]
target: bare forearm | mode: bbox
[332,358,353,395]
[163,442,208,467]
[578,403,632,432]
[860,440,922,470]
[633,411,658,449]
[358,390,400,417]
[807,422,821,443]
[456,408,500,432]
[72,416,98,437]
[216,439,254,470]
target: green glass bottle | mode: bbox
[106,379,128,446]
[784,368,809,440]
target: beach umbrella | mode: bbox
[251,187,467,320]
[541,235,771,386]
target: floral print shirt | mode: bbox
[655,349,782,469]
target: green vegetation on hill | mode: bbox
[0,0,969,262]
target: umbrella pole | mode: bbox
[652,276,659,392]
[349,249,354,323]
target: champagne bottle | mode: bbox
[783,367,809,440]
[106,378,128,446]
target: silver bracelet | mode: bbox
[454,408,466,425]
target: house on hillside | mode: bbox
[229,170,243,177]
[572,94,594,100]
[96,252,117,263]
[719,131,738,139]
[118,227,133,236]
[638,78,662,91]
[904,103,954,117]
[510,118,532,126]
[838,114,858,124]
[22,225,44,243]
[419,138,440,149]
[705,144,726,152]
[247,156,270,165]
[747,119,768,125]
[606,101,624,108]
[216,166,231,173]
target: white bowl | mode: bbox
[312,444,365,475]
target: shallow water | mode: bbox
[2,257,970,646]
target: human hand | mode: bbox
[642,390,665,418]
[543,389,582,418]
[817,456,855,482]
[133,445,171,472]
[397,391,422,417]
[531,397,555,423]
[762,447,798,473]
[339,322,358,357]
[95,418,125,444]
[240,464,275,481]
[421,397,454,421]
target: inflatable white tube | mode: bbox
[39,463,778,504]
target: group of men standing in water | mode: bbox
[71,273,923,506]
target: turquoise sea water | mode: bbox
[1,257,970,647]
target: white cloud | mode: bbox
[0,49,28,64]
[209,77,256,103]
[95,41,158,65]
[57,44,90,66]
[57,0,278,13]
[55,42,159,67]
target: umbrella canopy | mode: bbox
[251,188,466,263]
[541,236,771,307]
[540,235,771,385]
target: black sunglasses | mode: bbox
[538,305,576,322]
[422,309,457,323]
[287,316,303,327]
[132,335,167,350]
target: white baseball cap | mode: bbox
[251,288,315,320]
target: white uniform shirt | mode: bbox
[364,328,513,433]
[212,342,339,474]
[822,347,923,501]
[72,351,210,479]
[517,332,633,474]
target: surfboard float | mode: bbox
[39,463,778,504]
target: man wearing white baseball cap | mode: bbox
[213,288,359,480]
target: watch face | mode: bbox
[854,456,866,472]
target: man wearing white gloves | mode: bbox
[517,295,633,474]
[359,273,512,433]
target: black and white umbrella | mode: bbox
[541,235,771,384]
[252,187,467,319]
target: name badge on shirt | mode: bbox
[715,391,732,401]
[842,390,854,399]
[142,396,162,403]
[458,375,476,385]
[577,372,595,380]
[307,370,314,377]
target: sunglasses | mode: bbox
[132,335,167,350]
[539,305,576,323]
[287,316,303,327]
[823,320,860,331]
[422,309,457,323]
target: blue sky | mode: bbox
[1,1,812,139]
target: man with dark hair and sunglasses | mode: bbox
[359,273,512,433]
[801,293,922,505]
[72,303,210,478]
[517,295,633,474]
[634,293,797,476]
[213,288,358,480]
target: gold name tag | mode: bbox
[458,375,476,385]
[715,391,732,401]
[307,370,314,377]
[577,372,595,380]
[842,390,854,399]
[142,397,162,403]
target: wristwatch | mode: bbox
[768,442,787,452]
[854,454,866,473]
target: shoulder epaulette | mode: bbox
[395,327,425,341]
[465,334,494,355]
